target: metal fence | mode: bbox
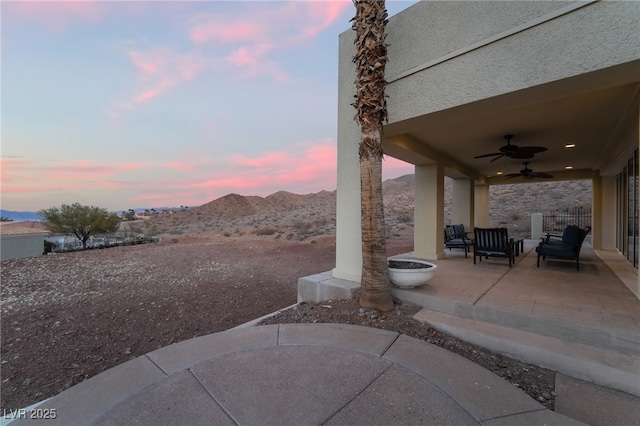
[542,207,591,233]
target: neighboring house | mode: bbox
[0,222,50,260]
[332,2,639,297]
[45,235,83,252]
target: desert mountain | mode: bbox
[196,193,278,220]
[137,174,591,241]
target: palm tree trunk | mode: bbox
[352,0,394,311]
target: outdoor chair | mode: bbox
[444,224,474,258]
[543,226,591,245]
[473,227,515,267]
[536,225,589,270]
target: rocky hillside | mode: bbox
[135,175,591,241]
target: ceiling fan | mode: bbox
[474,134,547,162]
[505,162,553,179]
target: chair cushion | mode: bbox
[446,237,472,246]
[451,224,466,238]
[476,249,511,258]
[536,242,577,258]
[444,227,456,241]
[562,225,583,246]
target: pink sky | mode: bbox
[1,1,417,211]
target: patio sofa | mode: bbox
[536,225,590,271]
[444,224,474,258]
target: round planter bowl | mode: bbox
[388,258,437,288]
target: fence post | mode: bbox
[531,213,543,240]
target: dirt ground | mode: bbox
[0,233,554,412]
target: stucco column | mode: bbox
[333,137,362,282]
[414,163,445,260]
[452,178,474,230]
[599,175,616,250]
[333,31,362,282]
[531,213,544,240]
[474,183,490,228]
[591,171,603,250]
[637,110,640,299]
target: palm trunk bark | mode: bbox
[352,0,394,311]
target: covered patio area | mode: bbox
[333,0,640,298]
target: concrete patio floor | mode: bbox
[389,240,640,398]
[396,240,639,331]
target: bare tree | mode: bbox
[352,0,394,311]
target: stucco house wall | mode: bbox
[384,1,639,123]
[334,0,639,286]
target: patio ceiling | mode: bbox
[382,61,640,184]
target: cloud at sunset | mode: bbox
[229,139,336,185]
[292,1,351,40]
[49,160,149,176]
[2,141,332,208]
[126,48,207,105]
[1,158,150,193]
[4,1,109,32]
[110,1,352,114]
[188,2,350,81]
[161,161,209,172]
[173,138,336,193]
[189,2,350,45]
[190,20,265,44]
[1,157,36,181]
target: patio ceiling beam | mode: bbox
[384,134,487,184]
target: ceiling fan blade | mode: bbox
[504,173,521,179]
[516,146,547,154]
[499,144,519,155]
[509,152,535,159]
[473,152,502,159]
[475,136,547,163]
[532,172,553,179]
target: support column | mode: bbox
[600,175,616,250]
[592,170,603,250]
[333,141,362,282]
[414,163,445,260]
[474,183,490,228]
[333,32,362,282]
[531,213,544,240]
[637,112,640,299]
[452,178,474,230]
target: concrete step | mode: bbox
[414,309,640,398]
[393,288,640,356]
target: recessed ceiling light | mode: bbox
[565,144,576,148]
[496,171,503,175]
[565,166,573,169]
